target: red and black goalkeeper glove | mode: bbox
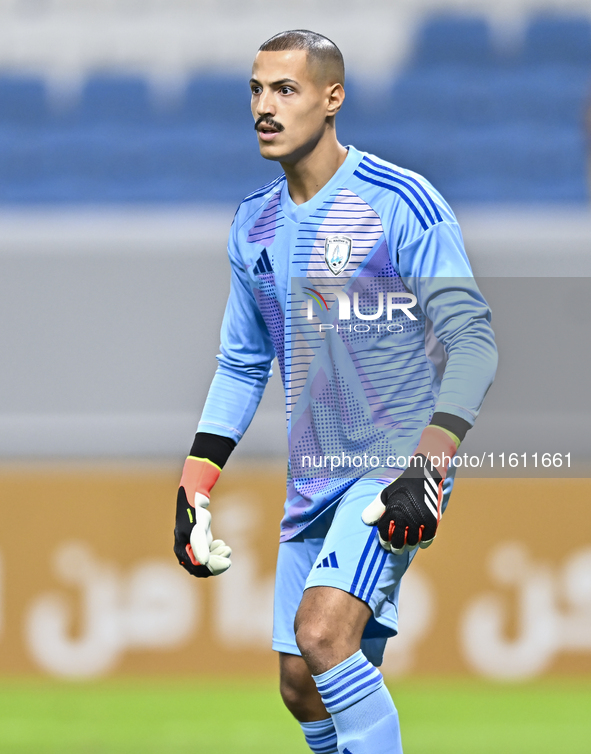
[362,454,443,554]
[362,418,469,555]
[175,488,211,577]
[174,433,235,578]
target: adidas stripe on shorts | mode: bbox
[272,477,418,667]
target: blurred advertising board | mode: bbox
[0,465,590,680]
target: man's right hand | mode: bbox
[173,457,232,578]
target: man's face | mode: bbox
[250,49,337,164]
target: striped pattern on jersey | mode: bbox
[287,286,430,464]
[241,174,285,204]
[253,274,285,383]
[286,188,386,419]
[283,189,434,506]
[247,193,286,381]
[347,340,433,438]
[354,156,443,232]
[292,188,384,280]
[247,190,284,245]
[350,529,389,602]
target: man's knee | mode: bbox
[294,586,372,675]
[294,615,335,659]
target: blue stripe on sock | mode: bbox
[313,652,386,714]
[306,734,337,748]
[308,741,338,754]
[325,674,383,713]
[320,665,379,703]
[300,719,338,754]
[307,736,337,750]
[315,662,365,694]
[313,744,338,754]
[306,731,335,743]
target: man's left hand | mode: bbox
[362,454,443,555]
[174,468,231,577]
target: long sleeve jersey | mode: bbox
[198,146,498,541]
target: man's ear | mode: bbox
[326,83,345,117]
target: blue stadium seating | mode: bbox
[75,75,153,123]
[523,16,591,65]
[180,74,253,127]
[0,14,589,204]
[388,69,507,127]
[410,15,496,68]
[379,14,591,202]
[0,76,49,125]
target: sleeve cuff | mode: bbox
[429,411,473,443]
[189,432,236,469]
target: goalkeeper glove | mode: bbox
[362,422,463,555]
[174,456,232,577]
[362,454,443,555]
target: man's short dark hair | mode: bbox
[259,30,345,85]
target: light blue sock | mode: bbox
[300,718,338,753]
[313,650,403,754]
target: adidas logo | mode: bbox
[253,248,273,276]
[343,749,354,754]
[316,551,339,569]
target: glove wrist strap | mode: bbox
[180,456,221,504]
[414,426,459,477]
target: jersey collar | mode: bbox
[280,145,363,224]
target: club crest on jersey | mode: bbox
[324,235,352,275]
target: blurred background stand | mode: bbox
[0,0,590,695]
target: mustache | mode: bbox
[254,115,285,132]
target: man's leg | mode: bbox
[295,586,403,754]
[279,653,338,753]
[279,653,326,720]
[273,480,410,752]
[294,585,371,674]
[273,515,339,753]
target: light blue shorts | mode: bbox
[272,477,417,667]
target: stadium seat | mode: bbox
[496,67,590,127]
[75,75,154,123]
[0,76,49,126]
[523,16,591,66]
[180,74,252,128]
[0,14,589,205]
[390,68,505,127]
[410,15,496,68]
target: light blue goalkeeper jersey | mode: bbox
[198,146,497,541]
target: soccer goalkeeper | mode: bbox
[173,30,497,754]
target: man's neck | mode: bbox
[281,135,348,206]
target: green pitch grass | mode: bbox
[0,676,589,753]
